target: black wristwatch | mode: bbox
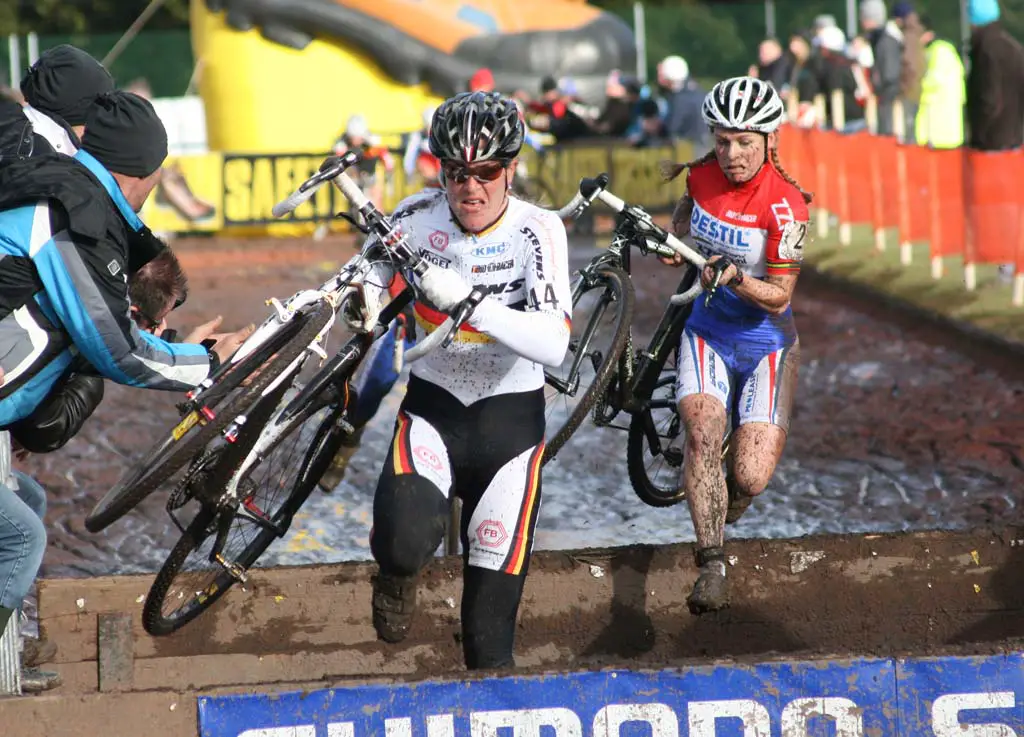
[730,269,744,287]
[202,339,221,372]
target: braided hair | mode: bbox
[769,146,813,204]
[660,146,813,204]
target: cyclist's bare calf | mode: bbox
[679,394,729,549]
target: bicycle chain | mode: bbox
[591,332,636,427]
[166,447,223,511]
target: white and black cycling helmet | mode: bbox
[428,91,524,163]
[701,76,785,134]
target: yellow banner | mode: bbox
[142,141,698,236]
[140,153,224,233]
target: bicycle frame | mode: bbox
[547,173,704,436]
[167,290,415,565]
[547,221,696,423]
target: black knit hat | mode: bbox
[20,45,114,126]
[82,91,168,178]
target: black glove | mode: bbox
[8,372,106,453]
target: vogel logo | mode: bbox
[234,692,1019,737]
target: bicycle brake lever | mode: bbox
[440,289,485,349]
[703,259,731,307]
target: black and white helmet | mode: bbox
[428,91,524,163]
[701,76,785,134]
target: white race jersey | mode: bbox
[363,190,572,405]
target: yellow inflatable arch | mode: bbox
[148,1,635,237]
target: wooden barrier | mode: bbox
[3,528,1020,735]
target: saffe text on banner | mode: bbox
[222,153,346,226]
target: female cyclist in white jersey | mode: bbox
[660,77,814,614]
[345,91,571,669]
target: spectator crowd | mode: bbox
[392,0,1024,160]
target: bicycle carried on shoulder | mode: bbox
[541,173,730,507]
[84,151,494,636]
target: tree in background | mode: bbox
[0,0,189,35]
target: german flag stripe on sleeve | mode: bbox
[391,411,415,475]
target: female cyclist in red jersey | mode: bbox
[660,77,814,614]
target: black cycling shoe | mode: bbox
[372,571,418,644]
[687,547,730,615]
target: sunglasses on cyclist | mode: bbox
[442,160,509,184]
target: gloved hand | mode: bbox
[418,267,472,312]
[340,289,376,333]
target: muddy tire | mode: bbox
[543,266,634,464]
[85,301,334,533]
[143,390,348,636]
[626,373,687,507]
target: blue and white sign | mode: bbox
[199,658,898,736]
[897,653,1023,736]
[198,653,1023,737]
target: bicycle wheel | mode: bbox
[626,368,687,507]
[142,381,348,635]
[85,300,334,533]
[543,266,634,464]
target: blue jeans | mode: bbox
[349,320,414,429]
[0,471,46,610]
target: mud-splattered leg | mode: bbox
[679,394,730,614]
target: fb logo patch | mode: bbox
[428,230,448,251]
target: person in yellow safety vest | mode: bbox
[915,14,965,148]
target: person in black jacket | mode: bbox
[0,44,166,273]
[0,92,251,696]
[860,0,904,136]
[8,248,224,456]
[966,0,1024,151]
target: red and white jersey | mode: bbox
[684,159,809,354]
[685,159,809,278]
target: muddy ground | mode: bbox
[16,233,1024,580]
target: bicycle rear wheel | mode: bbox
[543,266,634,464]
[85,301,334,533]
[626,368,687,507]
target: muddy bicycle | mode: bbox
[82,158,711,636]
[542,174,735,507]
[83,151,523,634]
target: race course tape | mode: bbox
[198,652,1023,736]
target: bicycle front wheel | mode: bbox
[543,266,634,464]
[85,301,335,533]
[142,384,348,635]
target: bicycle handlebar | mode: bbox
[403,288,486,362]
[272,152,477,361]
[556,173,708,306]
